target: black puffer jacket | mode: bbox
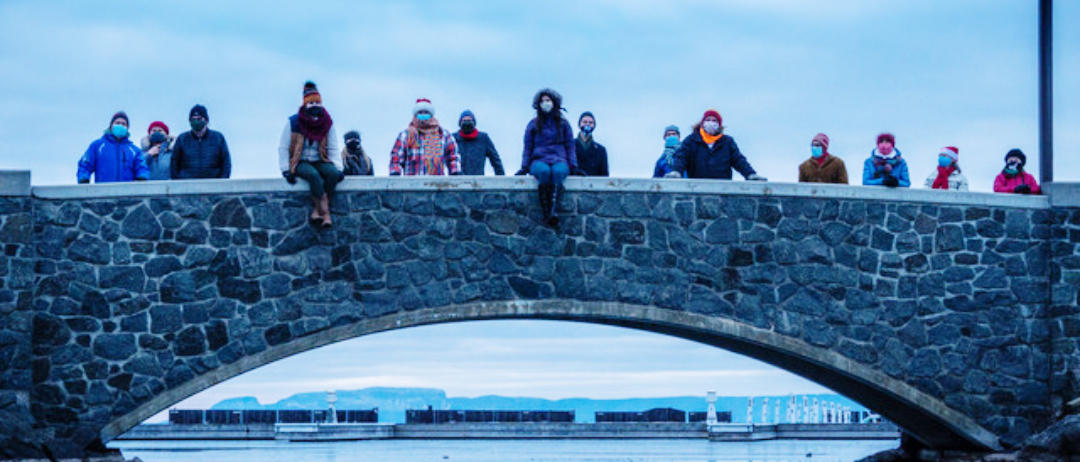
[171,130,231,179]
[671,132,755,180]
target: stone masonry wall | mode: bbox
[22,187,1054,454]
[1049,207,1080,418]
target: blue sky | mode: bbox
[2,0,1078,420]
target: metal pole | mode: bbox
[1039,0,1053,185]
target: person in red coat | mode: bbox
[993,149,1040,195]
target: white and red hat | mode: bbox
[938,146,959,162]
[412,98,435,116]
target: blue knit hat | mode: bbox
[459,110,475,125]
[664,125,680,137]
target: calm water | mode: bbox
[110,439,899,462]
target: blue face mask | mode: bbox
[417,113,432,122]
[111,124,128,139]
[811,146,824,158]
[938,156,953,168]
[665,135,679,147]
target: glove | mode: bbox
[1014,184,1031,194]
[283,172,297,185]
[663,171,682,179]
[78,178,90,184]
[746,173,767,182]
[883,175,900,187]
[570,167,587,177]
[135,177,147,181]
[514,169,528,176]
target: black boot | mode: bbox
[537,184,553,222]
[547,184,564,228]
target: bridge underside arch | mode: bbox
[103,299,1000,451]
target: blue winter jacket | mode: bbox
[861,149,911,187]
[521,117,577,170]
[77,133,150,183]
[671,132,756,180]
[653,144,681,178]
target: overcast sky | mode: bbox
[2,0,1078,421]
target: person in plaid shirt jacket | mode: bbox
[389,98,461,176]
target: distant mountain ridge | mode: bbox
[209,387,868,424]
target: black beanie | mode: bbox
[579,111,595,125]
[189,104,209,121]
[1005,149,1026,167]
[344,130,361,142]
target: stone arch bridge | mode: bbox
[1,171,1078,458]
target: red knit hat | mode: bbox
[702,109,722,126]
[877,133,895,145]
[812,133,830,150]
[413,98,435,116]
[938,146,959,162]
[148,121,169,135]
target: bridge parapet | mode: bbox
[1,170,1078,458]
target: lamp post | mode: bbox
[1039,0,1053,186]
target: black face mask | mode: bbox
[305,106,323,118]
[346,140,361,152]
[460,122,476,133]
[149,132,167,145]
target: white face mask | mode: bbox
[703,121,720,135]
[540,101,554,113]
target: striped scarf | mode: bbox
[420,126,445,175]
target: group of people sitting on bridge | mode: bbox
[77,81,1043,228]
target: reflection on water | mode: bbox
[110,438,899,462]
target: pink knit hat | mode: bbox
[939,146,959,162]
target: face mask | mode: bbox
[346,140,360,152]
[580,125,594,134]
[1005,162,1020,175]
[149,132,167,145]
[304,106,323,118]
[461,122,475,132]
[703,121,720,135]
[540,101,554,113]
[665,135,679,147]
[417,113,432,122]
[190,119,207,132]
[111,124,128,138]
[938,156,953,168]
[811,146,824,158]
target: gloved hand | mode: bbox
[883,175,900,187]
[663,171,682,179]
[78,178,90,184]
[747,173,767,182]
[135,177,147,181]
[570,167,587,177]
[514,169,528,176]
[283,171,297,185]
[1014,184,1032,194]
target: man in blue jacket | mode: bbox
[171,104,232,179]
[77,111,150,183]
[671,109,767,181]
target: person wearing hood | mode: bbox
[517,88,577,227]
[389,98,461,176]
[798,133,848,184]
[453,110,504,176]
[924,146,968,191]
[653,125,682,178]
[140,121,175,181]
[575,111,608,177]
[341,130,373,176]
[278,81,343,227]
[671,109,766,181]
[862,133,910,188]
[77,111,150,183]
[170,104,231,179]
[994,149,1041,195]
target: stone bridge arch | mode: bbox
[101,300,1001,451]
[3,173,1077,458]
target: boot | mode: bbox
[319,194,332,228]
[537,184,553,222]
[547,185,564,228]
[309,196,322,224]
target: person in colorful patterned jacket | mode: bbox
[77,111,150,183]
[993,149,1041,195]
[862,132,910,188]
[924,146,968,191]
[798,133,848,184]
[278,81,342,228]
[389,98,461,176]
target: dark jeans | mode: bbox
[294,161,341,198]
[530,161,569,186]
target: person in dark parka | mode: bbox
[170,104,232,179]
[341,130,373,176]
[575,111,608,177]
[517,88,577,227]
[453,110,505,175]
[671,109,766,181]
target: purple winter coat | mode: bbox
[521,117,577,170]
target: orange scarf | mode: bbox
[699,127,723,145]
